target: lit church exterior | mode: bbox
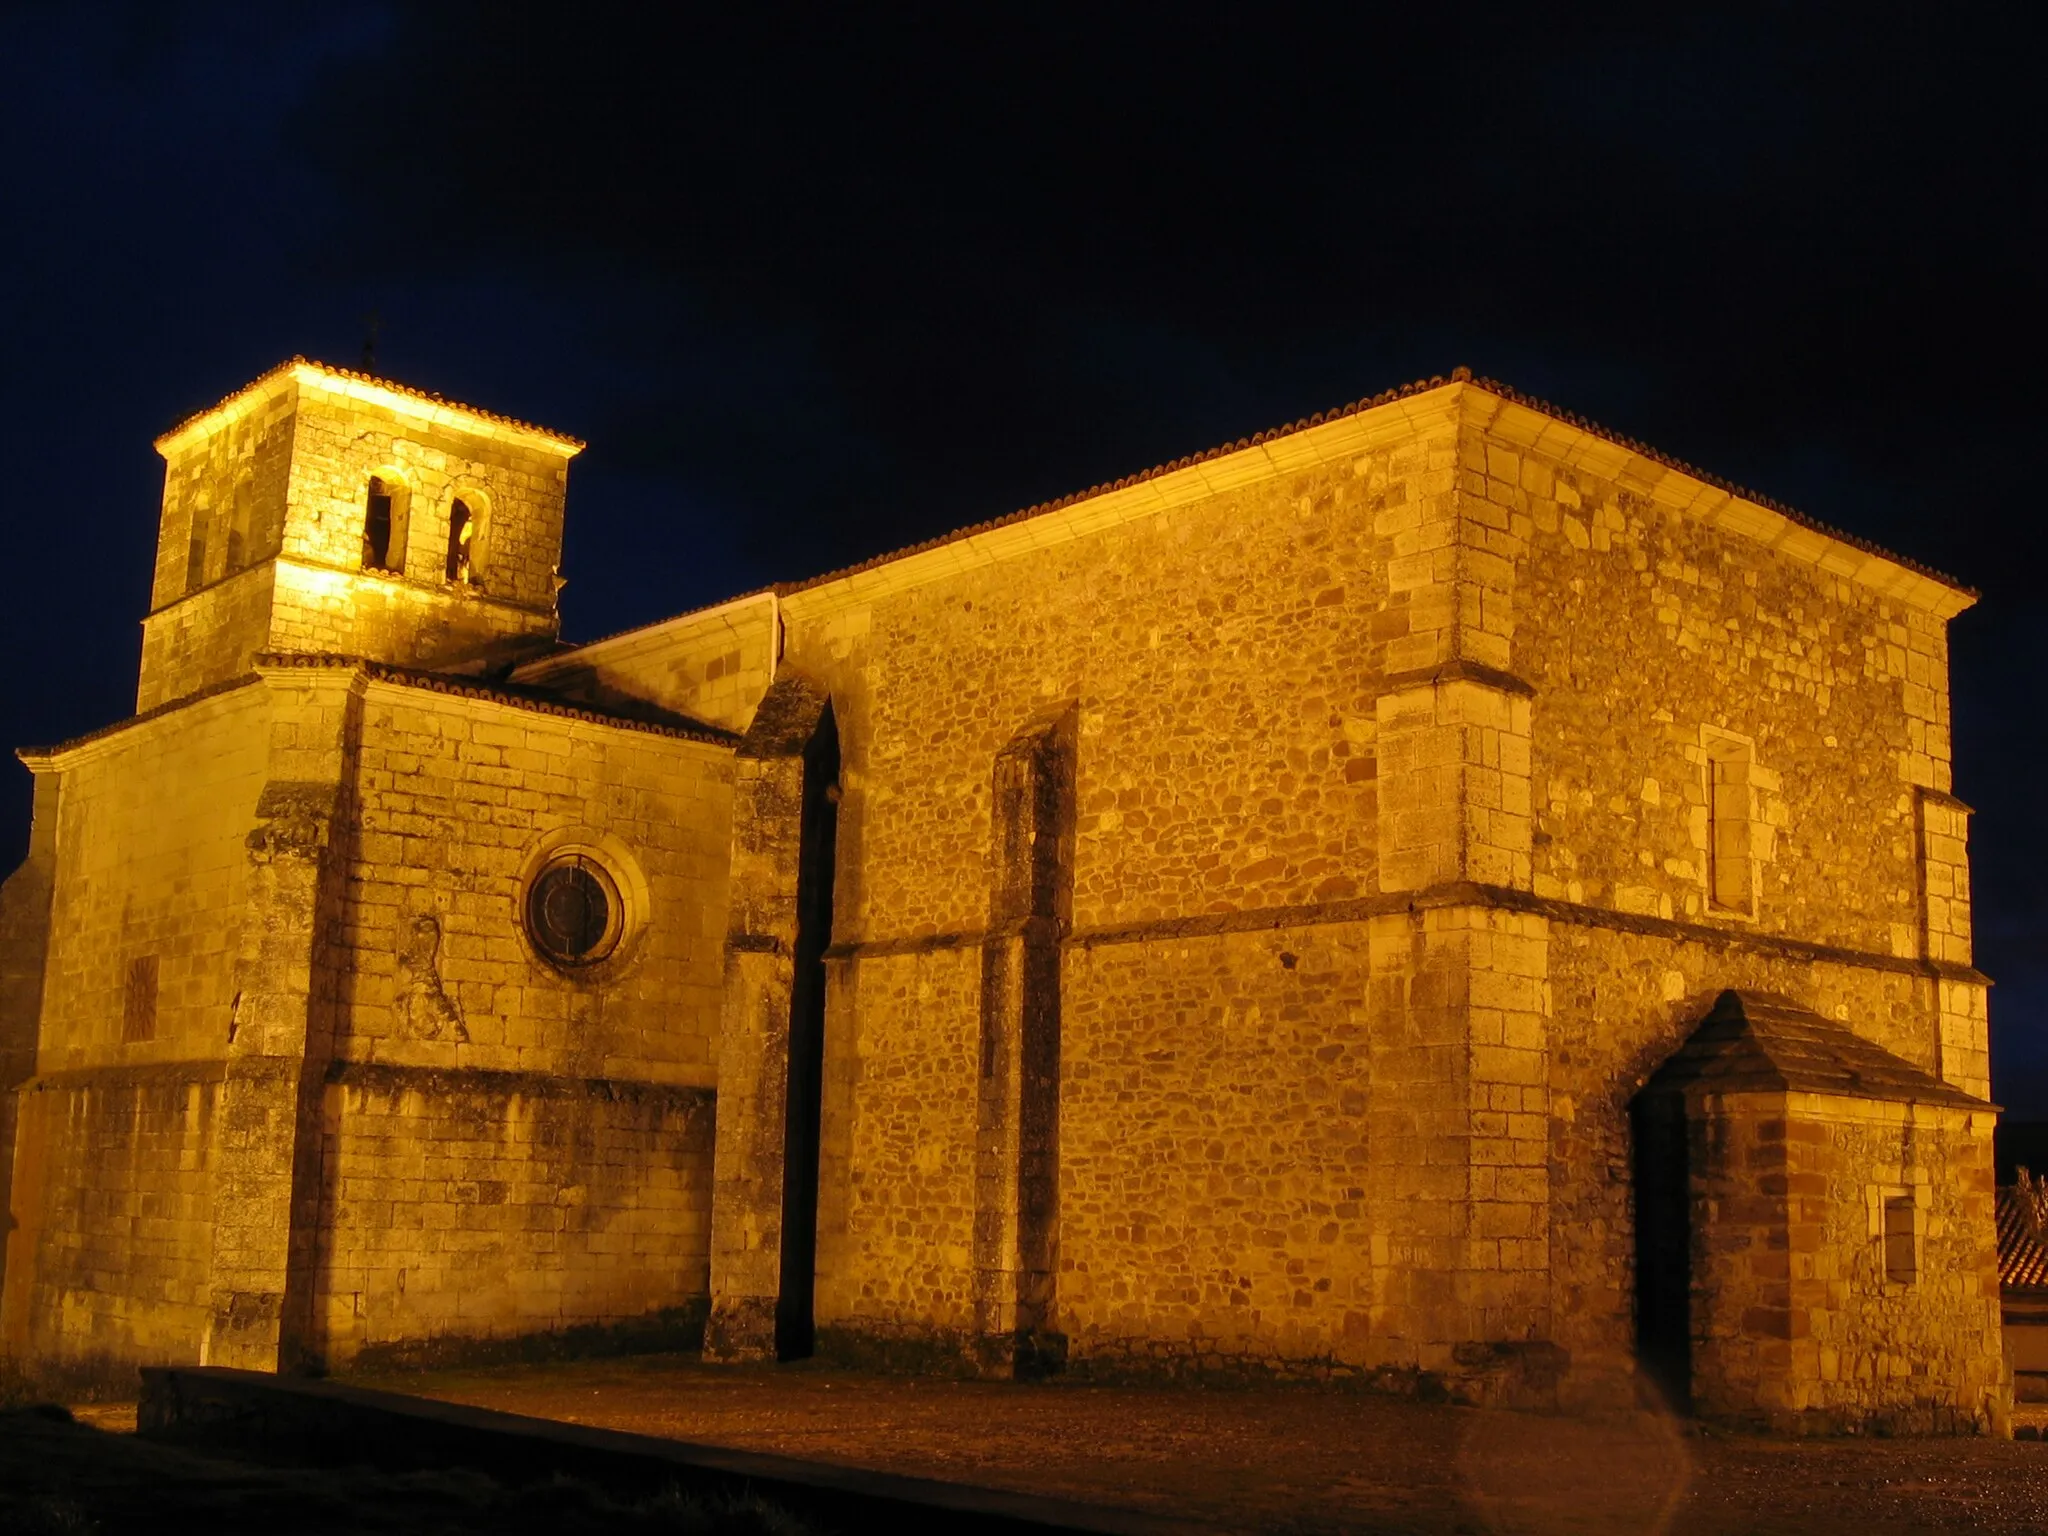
[0,358,2004,1432]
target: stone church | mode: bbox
[0,357,2004,1432]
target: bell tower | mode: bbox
[138,358,583,711]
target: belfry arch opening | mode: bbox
[362,475,410,573]
[446,497,478,583]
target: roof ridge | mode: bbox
[255,652,736,744]
[771,368,1972,600]
[20,657,741,760]
[534,586,780,667]
[157,356,586,451]
[1646,990,1989,1109]
[1999,1184,2048,1291]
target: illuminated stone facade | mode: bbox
[0,362,2004,1432]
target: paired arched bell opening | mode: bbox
[359,474,490,587]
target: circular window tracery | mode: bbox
[525,853,623,968]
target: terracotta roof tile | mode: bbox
[539,587,780,663]
[18,657,736,760]
[1643,989,1989,1108]
[16,674,261,761]
[1999,1182,2048,1293]
[256,653,734,744]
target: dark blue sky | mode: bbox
[5,3,2046,1102]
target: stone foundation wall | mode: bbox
[1055,923,1374,1371]
[311,1065,714,1368]
[813,947,983,1339]
[2,1067,223,1385]
[0,774,59,1310]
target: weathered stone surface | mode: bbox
[0,770,58,1311]
[705,678,836,1362]
[2,371,726,1387]
[139,361,576,712]
[2,365,2000,1429]
[1634,992,2001,1431]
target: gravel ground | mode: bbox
[345,1353,2048,1535]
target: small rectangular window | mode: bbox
[122,954,158,1044]
[1883,1194,1918,1285]
[1706,736,1753,915]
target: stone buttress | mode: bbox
[705,677,838,1361]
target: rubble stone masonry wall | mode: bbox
[7,368,1995,1424]
[783,400,1453,1372]
[1542,928,1968,1403]
[1469,392,1992,1416]
[1685,1093,2001,1432]
[1492,394,1960,955]
[725,381,1991,1412]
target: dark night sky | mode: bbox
[4,4,2046,1100]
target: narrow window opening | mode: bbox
[446,499,474,583]
[776,703,839,1362]
[226,478,252,571]
[363,477,394,571]
[1883,1195,1919,1285]
[184,502,210,593]
[122,954,159,1044]
[1706,737,1754,915]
